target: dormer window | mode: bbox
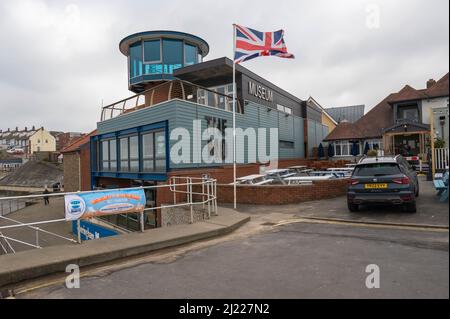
[397,104,419,122]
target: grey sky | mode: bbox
[0,0,448,132]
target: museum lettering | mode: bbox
[248,81,274,102]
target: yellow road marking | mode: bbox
[274,218,449,233]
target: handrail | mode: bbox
[0,176,218,253]
[100,79,242,121]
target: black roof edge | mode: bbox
[174,57,305,104]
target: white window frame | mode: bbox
[333,140,354,157]
[277,104,292,115]
[365,139,383,151]
[197,84,234,112]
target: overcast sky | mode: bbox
[0,0,448,132]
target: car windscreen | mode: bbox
[354,163,402,176]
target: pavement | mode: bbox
[232,176,449,227]
[0,207,250,288]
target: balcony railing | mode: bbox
[395,118,420,125]
[100,80,241,122]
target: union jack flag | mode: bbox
[234,24,295,64]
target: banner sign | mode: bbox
[65,189,146,221]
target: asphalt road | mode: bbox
[17,220,449,299]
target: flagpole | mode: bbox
[232,24,237,210]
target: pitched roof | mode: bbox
[323,121,361,141]
[353,94,397,139]
[425,73,449,98]
[61,130,97,153]
[387,85,428,103]
[324,72,449,142]
[307,97,338,125]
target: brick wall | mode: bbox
[79,145,91,191]
[167,158,351,184]
[216,179,348,205]
[63,152,80,192]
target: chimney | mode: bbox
[7,128,10,132]
[15,126,18,131]
[427,79,436,88]
[25,127,28,132]
[32,125,35,130]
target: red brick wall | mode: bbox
[216,179,348,205]
[79,145,91,191]
[166,158,351,184]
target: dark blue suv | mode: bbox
[347,155,419,213]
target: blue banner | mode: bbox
[65,189,146,221]
[72,220,119,241]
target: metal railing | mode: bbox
[0,176,218,255]
[434,148,449,170]
[100,79,241,121]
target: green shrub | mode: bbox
[434,138,446,149]
[367,149,378,157]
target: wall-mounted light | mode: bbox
[267,108,272,112]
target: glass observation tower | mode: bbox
[119,30,210,93]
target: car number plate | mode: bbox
[365,183,388,189]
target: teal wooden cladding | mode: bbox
[96,99,326,169]
[307,119,329,157]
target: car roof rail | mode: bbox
[358,155,367,163]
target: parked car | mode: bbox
[6,147,25,155]
[52,182,62,192]
[347,155,419,213]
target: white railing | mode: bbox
[434,148,449,170]
[0,177,217,254]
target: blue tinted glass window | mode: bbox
[163,39,183,74]
[144,40,161,62]
[144,63,163,75]
[184,43,198,66]
[129,42,143,78]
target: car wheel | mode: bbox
[348,202,359,212]
[404,201,417,213]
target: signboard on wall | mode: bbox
[72,220,119,241]
[64,189,146,221]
